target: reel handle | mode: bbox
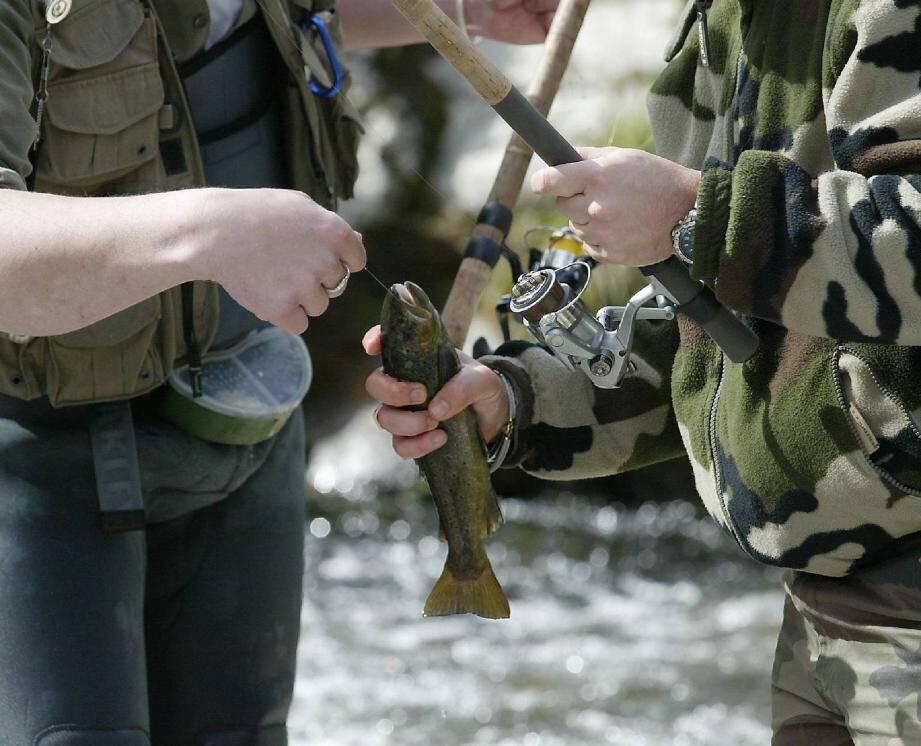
[640,258,759,364]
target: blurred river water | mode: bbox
[288,420,785,745]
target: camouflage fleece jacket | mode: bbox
[484,0,921,577]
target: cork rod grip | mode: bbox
[388,0,512,105]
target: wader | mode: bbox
[0,18,308,745]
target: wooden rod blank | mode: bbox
[438,0,592,346]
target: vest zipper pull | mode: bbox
[695,0,712,68]
[33,27,53,146]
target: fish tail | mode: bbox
[423,563,510,619]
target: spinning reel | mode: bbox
[493,228,676,389]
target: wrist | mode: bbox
[170,188,230,283]
[486,372,516,472]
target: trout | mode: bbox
[381,281,510,619]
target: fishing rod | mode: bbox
[439,0,591,347]
[389,0,759,379]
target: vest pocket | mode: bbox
[36,12,163,191]
[45,296,165,405]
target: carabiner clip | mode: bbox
[300,14,344,99]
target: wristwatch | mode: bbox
[671,201,697,266]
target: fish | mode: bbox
[381,281,510,619]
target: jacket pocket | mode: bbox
[37,7,163,190]
[833,347,921,496]
[702,333,921,577]
[45,295,165,405]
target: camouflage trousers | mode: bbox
[772,547,921,745]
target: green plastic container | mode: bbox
[157,327,312,446]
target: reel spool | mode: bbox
[509,260,675,389]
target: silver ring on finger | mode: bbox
[323,262,351,299]
[371,404,385,431]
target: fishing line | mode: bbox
[363,263,395,294]
[362,262,415,306]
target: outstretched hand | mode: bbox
[362,325,509,459]
[467,0,559,44]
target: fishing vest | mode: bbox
[0,0,361,407]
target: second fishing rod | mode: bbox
[389,0,759,368]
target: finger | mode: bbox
[556,193,593,223]
[393,430,448,460]
[365,367,427,407]
[300,286,330,318]
[530,162,587,198]
[428,365,502,422]
[568,221,590,243]
[274,307,309,335]
[377,406,439,437]
[568,220,604,247]
[362,325,382,355]
[338,228,367,272]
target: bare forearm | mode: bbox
[0,185,367,339]
[337,0,460,50]
[0,189,203,337]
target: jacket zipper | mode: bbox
[707,355,747,550]
[707,25,752,555]
[831,347,921,498]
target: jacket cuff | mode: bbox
[477,354,534,469]
[692,162,733,281]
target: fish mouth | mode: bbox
[390,281,435,322]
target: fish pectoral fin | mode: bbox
[486,492,503,536]
[423,564,510,619]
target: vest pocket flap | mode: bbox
[45,64,164,135]
[53,296,161,348]
[49,0,145,70]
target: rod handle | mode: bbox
[641,257,759,363]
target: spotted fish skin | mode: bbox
[381,282,508,619]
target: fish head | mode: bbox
[381,281,441,353]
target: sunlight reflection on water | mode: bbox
[289,488,784,745]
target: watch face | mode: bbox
[678,227,694,263]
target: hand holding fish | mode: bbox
[531,146,700,267]
[363,325,509,459]
[369,282,510,618]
